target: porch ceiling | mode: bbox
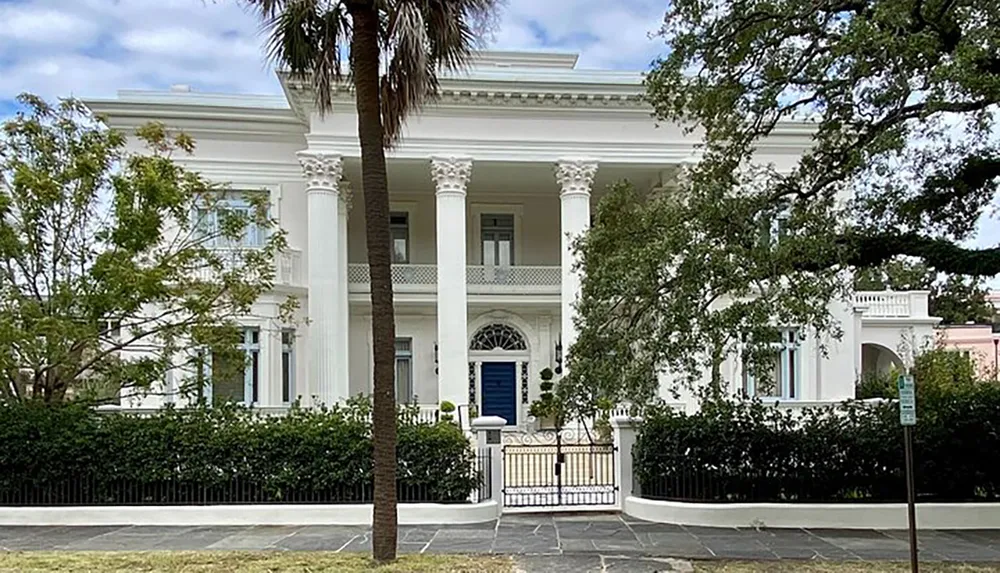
[340,158,669,197]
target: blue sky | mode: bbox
[0,0,668,116]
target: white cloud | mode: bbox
[0,0,666,107]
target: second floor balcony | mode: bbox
[348,263,561,295]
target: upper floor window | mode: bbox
[390,212,409,263]
[742,328,800,399]
[482,214,514,266]
[193,191,267,248]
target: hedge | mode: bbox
[634,383,1000,503]
[0,399,479,505]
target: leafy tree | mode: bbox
[566,0,1000,415]
[855,258,994,324]
[247,0,501,562]
[0,95,288,404]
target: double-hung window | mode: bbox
[742,328,800,399]
[481,214,514,267]
[395,338,413,404]
[390,212,409,263]
[193,192,267,249]
[210,327,260,405]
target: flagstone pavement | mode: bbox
[2,513,999,571]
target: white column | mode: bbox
[338,184,351,399]
[297,151,346,407]
[431,156,473,407]
[555,158,598,362]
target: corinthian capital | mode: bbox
[297,151,344,191]
[430,156,473,196]
[555,158,599,197]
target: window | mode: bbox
[742,328,800,399]
[481,214,514,266]
[212,328,260,405]
[395,338,413,404]
[193,192,267,248]
[282,330,295,403]
[390,212,409,263]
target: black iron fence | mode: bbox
[0,450,492,507]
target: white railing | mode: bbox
[348,263,561,291]
[276,249,303,286]
[190,248,303,287]
[854,291,930,318]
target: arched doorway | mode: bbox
[861,343,904,378]
[470,323,529,427]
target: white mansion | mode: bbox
[85,51,939,424]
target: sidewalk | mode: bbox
[1,513,998,563]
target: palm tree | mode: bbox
[245,0,501,562]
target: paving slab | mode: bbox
[3,514,1000,564]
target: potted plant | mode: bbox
[528,368,561,429]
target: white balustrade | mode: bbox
[190,248,304,287]
[854,292,913,317]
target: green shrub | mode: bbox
[856,347,982,400]
[0,399,478,505]
[635,383,1000,503]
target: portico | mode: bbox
[294,147,610,420]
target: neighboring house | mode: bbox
[937,293,1000,379]
[83,51,940,424]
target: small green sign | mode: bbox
[898,374,916,426]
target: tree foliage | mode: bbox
[855,258,995,324]
[0,95,289,403]
[566,0,1000,415]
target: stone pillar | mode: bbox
[298,151,346,407]
[431,156,473,408]
[611,415,639,509]
[555,158,598,363]
[338,182,352,403]
[472,415,506,514]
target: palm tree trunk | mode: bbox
[347,1,398,563]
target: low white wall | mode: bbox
[0,501,499,527]
[625,496,1000,530]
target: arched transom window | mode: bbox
[470,323,527,351]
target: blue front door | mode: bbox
[481,362,517,426]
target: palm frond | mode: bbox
[247,0,348,114]
[379,0,503,145]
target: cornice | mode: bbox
[304,134,806,163]
[82,99,307,141]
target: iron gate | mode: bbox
[502,433,617,508]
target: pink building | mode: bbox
[938,324,1000,380]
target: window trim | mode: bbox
[740,328,801,400]
[470,204,523,266]
[390,211,410,264]
[395,337,414,404]
[481,213,516,266]
[192,190,270,249]
[281,329,295,404]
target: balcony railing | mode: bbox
[191,248,303,287]
[348,263,560,294]
[854,291,931,318]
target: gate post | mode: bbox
[611,415,640,511]
[472,416,506,516]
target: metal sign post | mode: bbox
[899,373,918,573]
